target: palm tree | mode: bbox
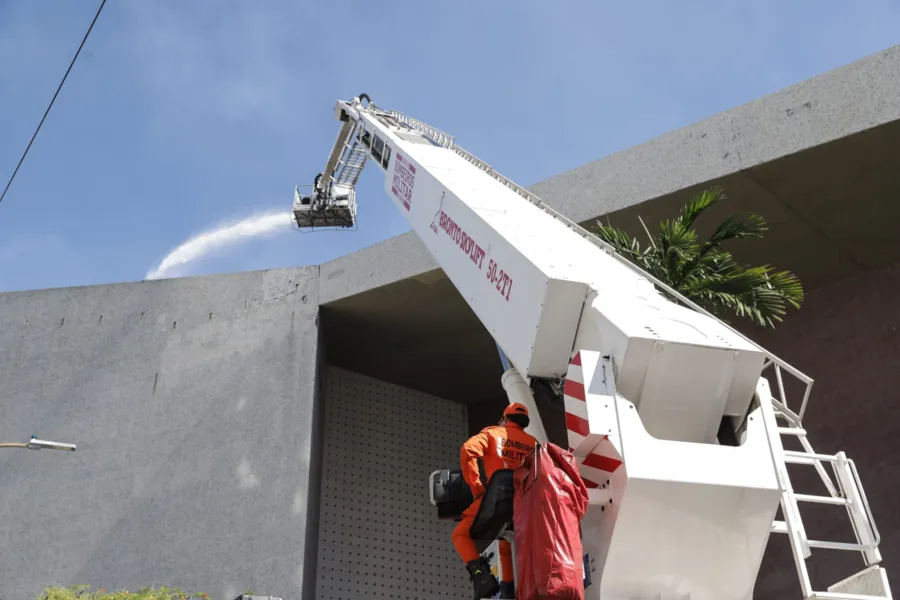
[590,187,804,328]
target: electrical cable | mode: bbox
[0,0,108,206]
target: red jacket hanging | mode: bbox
[513,442,590,600]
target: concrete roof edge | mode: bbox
[318,231,437,304]
[529,45,900,222]
[0,265,320,299]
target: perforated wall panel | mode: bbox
[315,366,471,599]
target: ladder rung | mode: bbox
[794,493,850,506]
[770,524,881,556]
[811,593,890,599]
[778,427,808,436]
[807,539,876,552]
[784,450,837,464]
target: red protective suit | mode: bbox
[513,442,590,600]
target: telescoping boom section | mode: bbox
[294,95,891,600]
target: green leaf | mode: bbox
[595,187,804,328]
[676,187,722,230]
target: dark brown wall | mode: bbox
[737,263,900,598]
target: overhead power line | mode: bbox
[0,0,108,206]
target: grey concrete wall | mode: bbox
[300,316,328,600]
[318,233,439,305]
[0,267,321,600]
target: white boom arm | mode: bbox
[295,95,891,600]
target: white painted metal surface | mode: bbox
[565,350,782,600]
[297,95,892,600]
[500,368,548,444]
[572,290,766,444]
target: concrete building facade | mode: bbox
[1,45,898,599]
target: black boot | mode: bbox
[465,557,500,599]
[499,581,515,599]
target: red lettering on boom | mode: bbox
[486,259,513,302]
[391,154,416,211]
[438,210,486,272]
[436,208,512,302]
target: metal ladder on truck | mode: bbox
[757,358,891,600]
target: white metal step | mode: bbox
[822,565,893,600]
[811,594,890,600]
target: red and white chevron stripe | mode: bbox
[564,351,623,488]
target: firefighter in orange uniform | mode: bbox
[452,402,537,600]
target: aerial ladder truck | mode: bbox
[292,94,892,600]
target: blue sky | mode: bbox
[0,0,897,292]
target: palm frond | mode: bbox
[590,187,804,328]
[593,222,640,250]
[684,263,804,327]
[637,216,656,249]
[706,213,768,246]
[676,187,723,230]
[656,219,699,285]
[592,222,647,264]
